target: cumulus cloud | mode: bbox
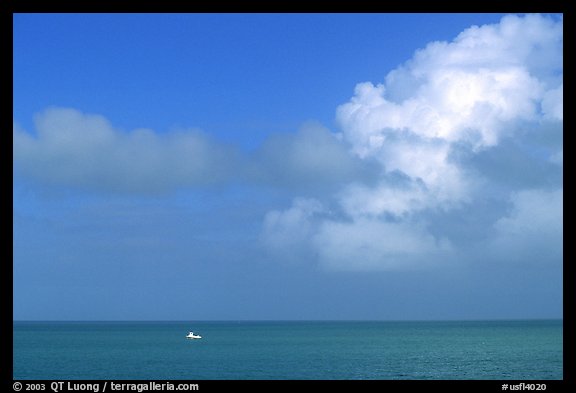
[264,14,563,271]
[13,107,238,193]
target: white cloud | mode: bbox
[263,14,563,271]
[313,218,452,271]
[335,13,562,211]
[338,14,562,156]
[13,107,237,193]
[262,196,453,271]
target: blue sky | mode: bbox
[13,13,563,320]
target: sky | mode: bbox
[13,13,563,321]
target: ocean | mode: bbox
[13,320,562,380]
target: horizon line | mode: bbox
[13,317,564,323]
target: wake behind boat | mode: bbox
[186,331,202,339]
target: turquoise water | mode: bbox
[13,320,562,380]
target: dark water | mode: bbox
[13,320,562,380]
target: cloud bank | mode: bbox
[14,110,375,194]
[13,14,562,271]
[13,108,238,193]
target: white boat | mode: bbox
[186,331,202,339]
